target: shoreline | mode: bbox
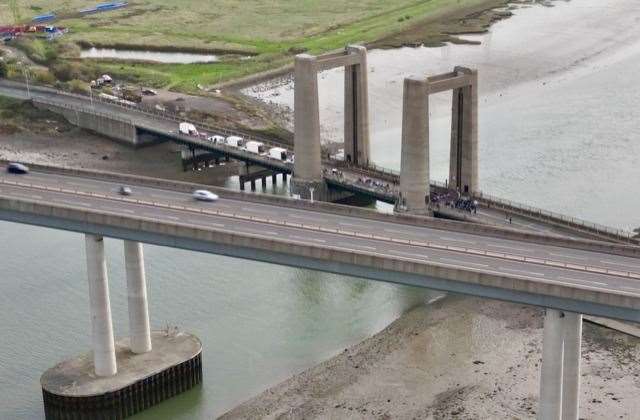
[220,295,640,419]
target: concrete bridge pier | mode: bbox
[84,234,117,377]
[449,67,478,195]
[538,309,583,420]
[397,77,430,214]
[344,45,371,166]
[124,241,152,354]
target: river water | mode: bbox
[2,0,640,419]
[80,47,221,64]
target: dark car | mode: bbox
[7,163,29,174]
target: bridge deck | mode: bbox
[1,166,639,321]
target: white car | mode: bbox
[192,190,219,202]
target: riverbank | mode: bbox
[2,0,517,93]
[221,295,640,419]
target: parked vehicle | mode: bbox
[245,141,266,155]
[225,136,244,147]
[179,122,198,136]
[6,162,29,174]
[118,186,132,196]
[268,147,288,161]
[208,135,225,144]
[192,190,219,202]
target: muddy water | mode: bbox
[249,0,640,231]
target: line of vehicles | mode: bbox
[178,123,294,163]
[5,163,219,202]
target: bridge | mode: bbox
[1,162,640,419]
[1,45,639,419]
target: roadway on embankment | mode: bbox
[1,168,640,302]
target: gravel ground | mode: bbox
[220,295,640,420]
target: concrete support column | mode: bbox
[293,54,322,184]
[124,241,152,354]
[344,45,370,166]
[561,313,582,420]
[449,67,478,194]
[397,77,430,213]
[84,234,117,377]
[538,309,564,420]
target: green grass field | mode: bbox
[0,0,501,92]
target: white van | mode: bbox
[226,136,244,147]
[179,122,198,136]
[245,141,266,155]
[268,147,288,161]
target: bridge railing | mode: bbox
[474,190,637,243]
[34,97,135,125]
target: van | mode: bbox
[268,147,288,161]
[226,136,244,147]
[179,122,198,136]
[245,141,266,155]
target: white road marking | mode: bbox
[290,235,325,243]
[339,221,367,228]
[384,228,406,234]
[499,267,545,277]
[240,228,279,236]
[338,242,377,251]
[489,243,533,252]
[120,209,135,214]
[558,276,608,286]
[439,257,489,268]
[146,213,179,220]
[289,213,326,222]
[600,260,640,270]
[242,206,277,215]
[550,253,587,260]
[11,192,43,200]
[621,286,640,292]
[440,236,476,244]
[389,249,428,259]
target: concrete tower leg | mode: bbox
[292,54,325,200]
[538,309,564,420]
[397,77,430,214]
[344,45,370,166]
[84,234,117,377]
[561,312,582,420]
[124,240,152,354]
[449,67,479,194]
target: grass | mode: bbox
[0,0,504,92]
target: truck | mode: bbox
[268,147,288,161]
[179,122,198,136]
[245,141,266,155]
[225,136,244,147]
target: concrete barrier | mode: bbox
[3,161,639,259]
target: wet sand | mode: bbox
[221,296,640,419]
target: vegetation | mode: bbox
[1,0,505,92]
[0,60,7,78]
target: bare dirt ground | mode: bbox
[220,296,640,420]
[0,105,237,184]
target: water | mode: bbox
[2,0,640,419]
[250,0,640,231]
[80,47,220,64]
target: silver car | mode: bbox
[192,190,219,202]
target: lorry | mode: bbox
[179,122,198,136]
[225,136,244,147]
[268,147,288,161]
[245,141,266,155]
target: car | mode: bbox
[7,162,29,174]
[192,189,219,202]
[118,186,132,196]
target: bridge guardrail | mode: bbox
[2,177,640,282]
[33,97,135,125]
[474,191,636,244]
